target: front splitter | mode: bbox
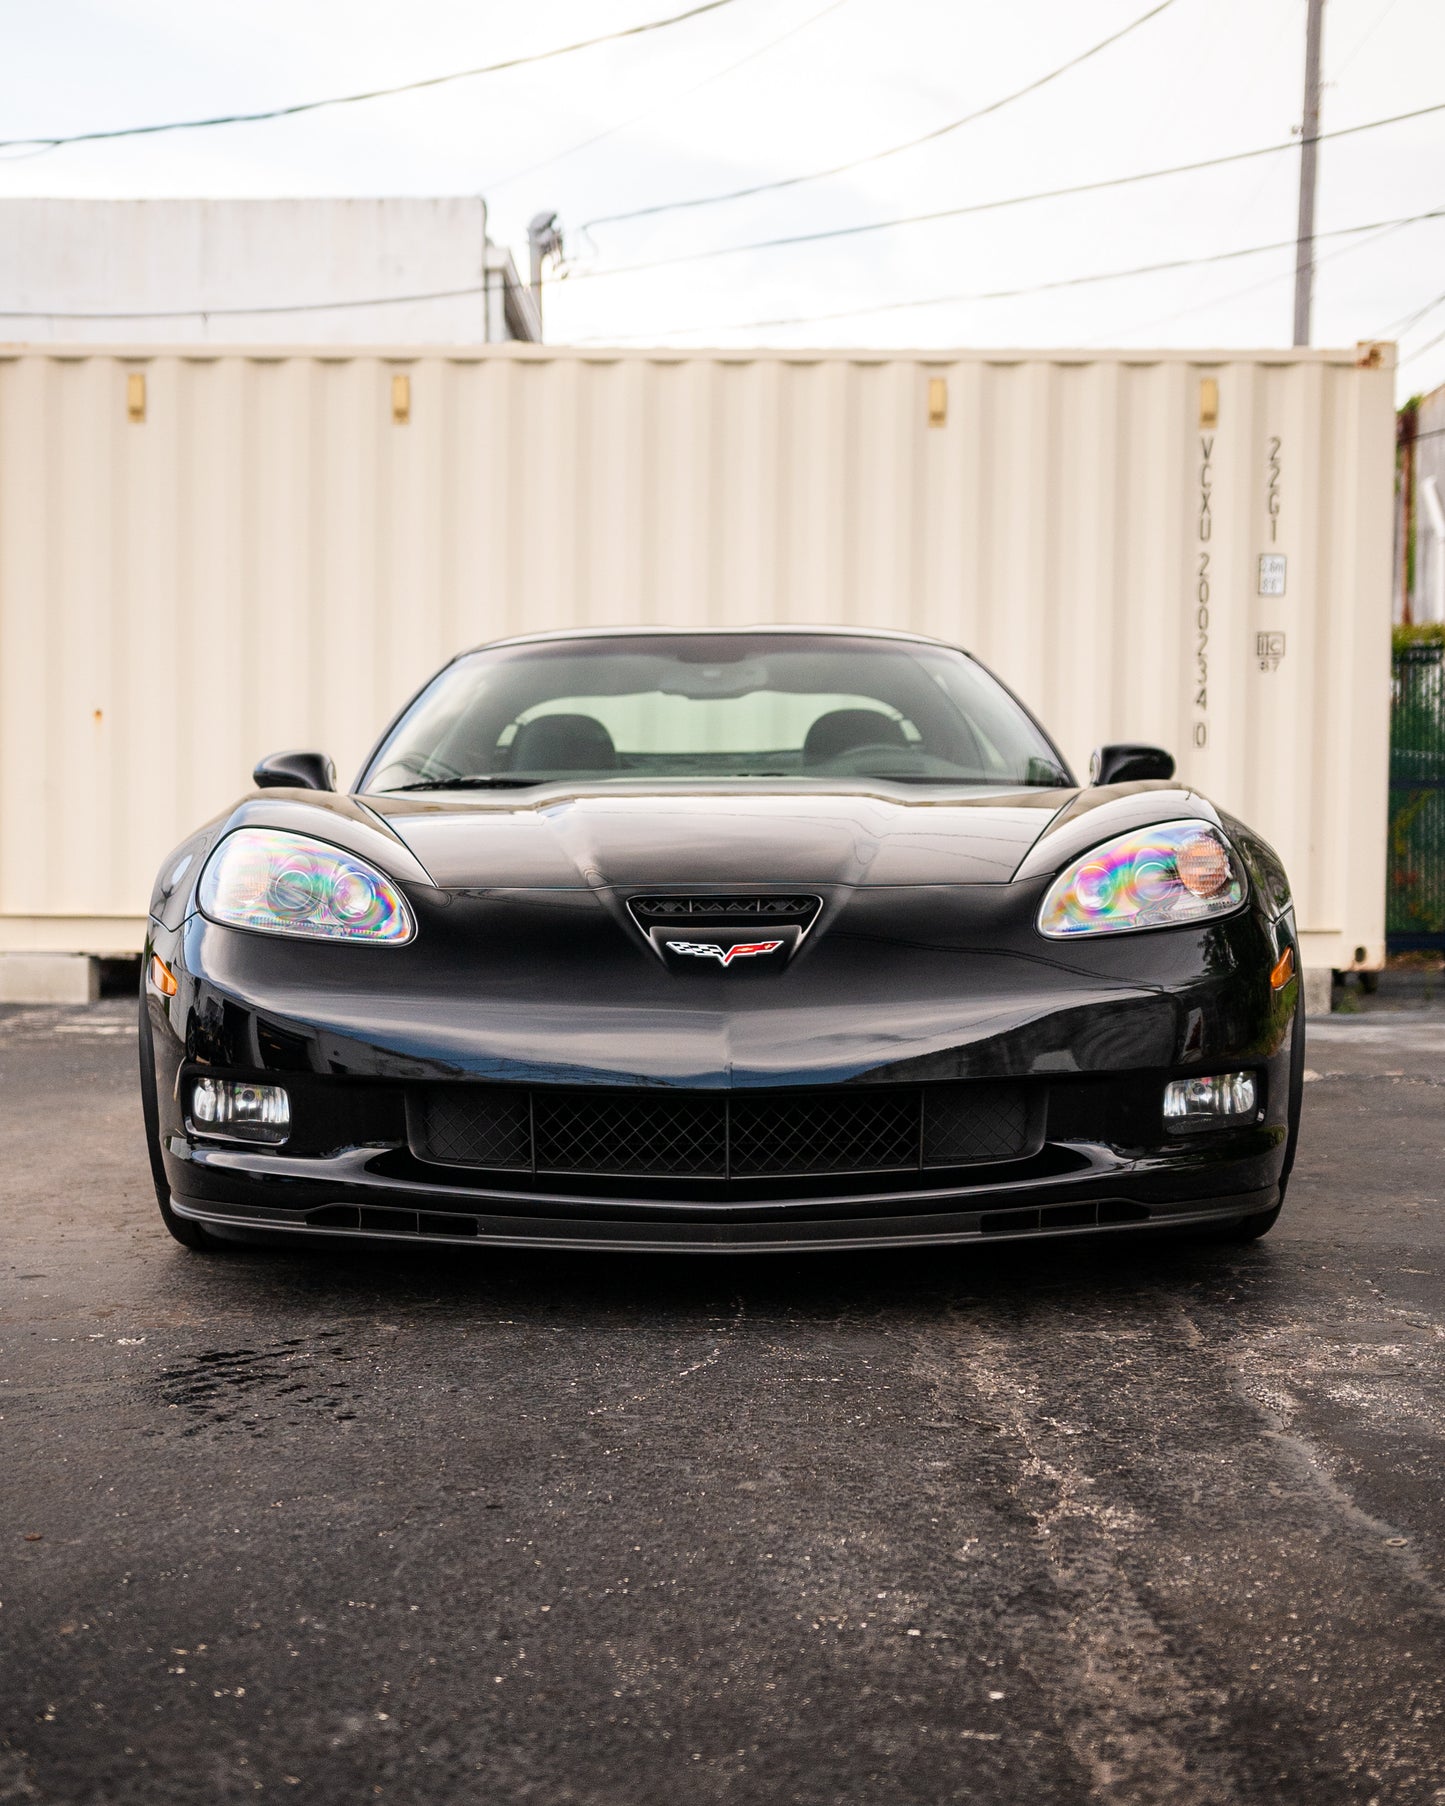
[170,1187,1279,1255]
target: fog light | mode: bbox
[190,1077,290,1145]
[1163,1071,1257,1129]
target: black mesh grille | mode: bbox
[534,1093,726,1176]
[410,1083,1033,1181]
[410,1088,531,1169]
[730,1092,918,1176]
[923,1082,1033,1164]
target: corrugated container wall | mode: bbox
[0,344,1394,975]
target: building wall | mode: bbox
[0,343,1395,973]
[0,198,538,344]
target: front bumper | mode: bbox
[146,894,1300,1253]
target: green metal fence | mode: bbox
[1388,641,1445,949]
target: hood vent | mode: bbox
[627,894,822,930]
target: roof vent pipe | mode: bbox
[527,211,564,328]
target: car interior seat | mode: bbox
[507,713,619,771]
[802,708,909,765]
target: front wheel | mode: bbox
[159,1193,219,1251]
[138,989,221,1252]
[1221,1202,1282,1242]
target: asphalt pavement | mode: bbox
[2,996,1444,1805]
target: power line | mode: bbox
[482,0,850,195]
[569,206,1445,340]
[1087,207,1436,345]
[1329,0,1403,82]
[1399,322,1445,370]
[0,285,492,322]
[556,100,1445,286]
[0,0,745,151]
[9,207,1440,332]
[1383,286,1445,340]
[580,0,1181,230]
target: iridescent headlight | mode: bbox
[198,828,415,944]
[1038,820,1244,938]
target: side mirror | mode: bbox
[1089,743,1175,786]
[253,750,337,792]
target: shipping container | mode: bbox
[0,342,1394,983]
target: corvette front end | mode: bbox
[141,786,1301,1255]
[140,628,1303,1256]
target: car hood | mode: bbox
[155,780,1223,930]
[360,783,1077,891]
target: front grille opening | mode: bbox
[305,1202,480,1238]
[309,1204,362,1229]
[408,1081,1039,1183]
[923,1084,1032,1164]
[538,1094,726,1177]
[412,1089,531,1170]
[731,1093,917,1176]
[977,1199,1151,1236]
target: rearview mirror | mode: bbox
[1089,743,1175,786]
[253,750,337,792]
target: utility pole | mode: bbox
[1292,0,1325,346]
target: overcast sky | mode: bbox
[2,0,1443,395]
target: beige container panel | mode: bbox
[0,344,1392,966]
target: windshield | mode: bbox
[363,634,1070,791]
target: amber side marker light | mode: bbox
[149,954,178,996]
[1269,946,1295,991]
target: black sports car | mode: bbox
[140,627,1302,1255]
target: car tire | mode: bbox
[1222,1202,1282,1242]
[1271,976,1307,1209]
[138,987,220,1252]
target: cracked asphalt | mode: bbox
[2,998,1443,1805]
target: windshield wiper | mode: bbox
[381,775,543,792]
[836,773,1071,787]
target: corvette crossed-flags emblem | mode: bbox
[668,940,784,967]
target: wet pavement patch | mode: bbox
[153,1331,367,1436]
